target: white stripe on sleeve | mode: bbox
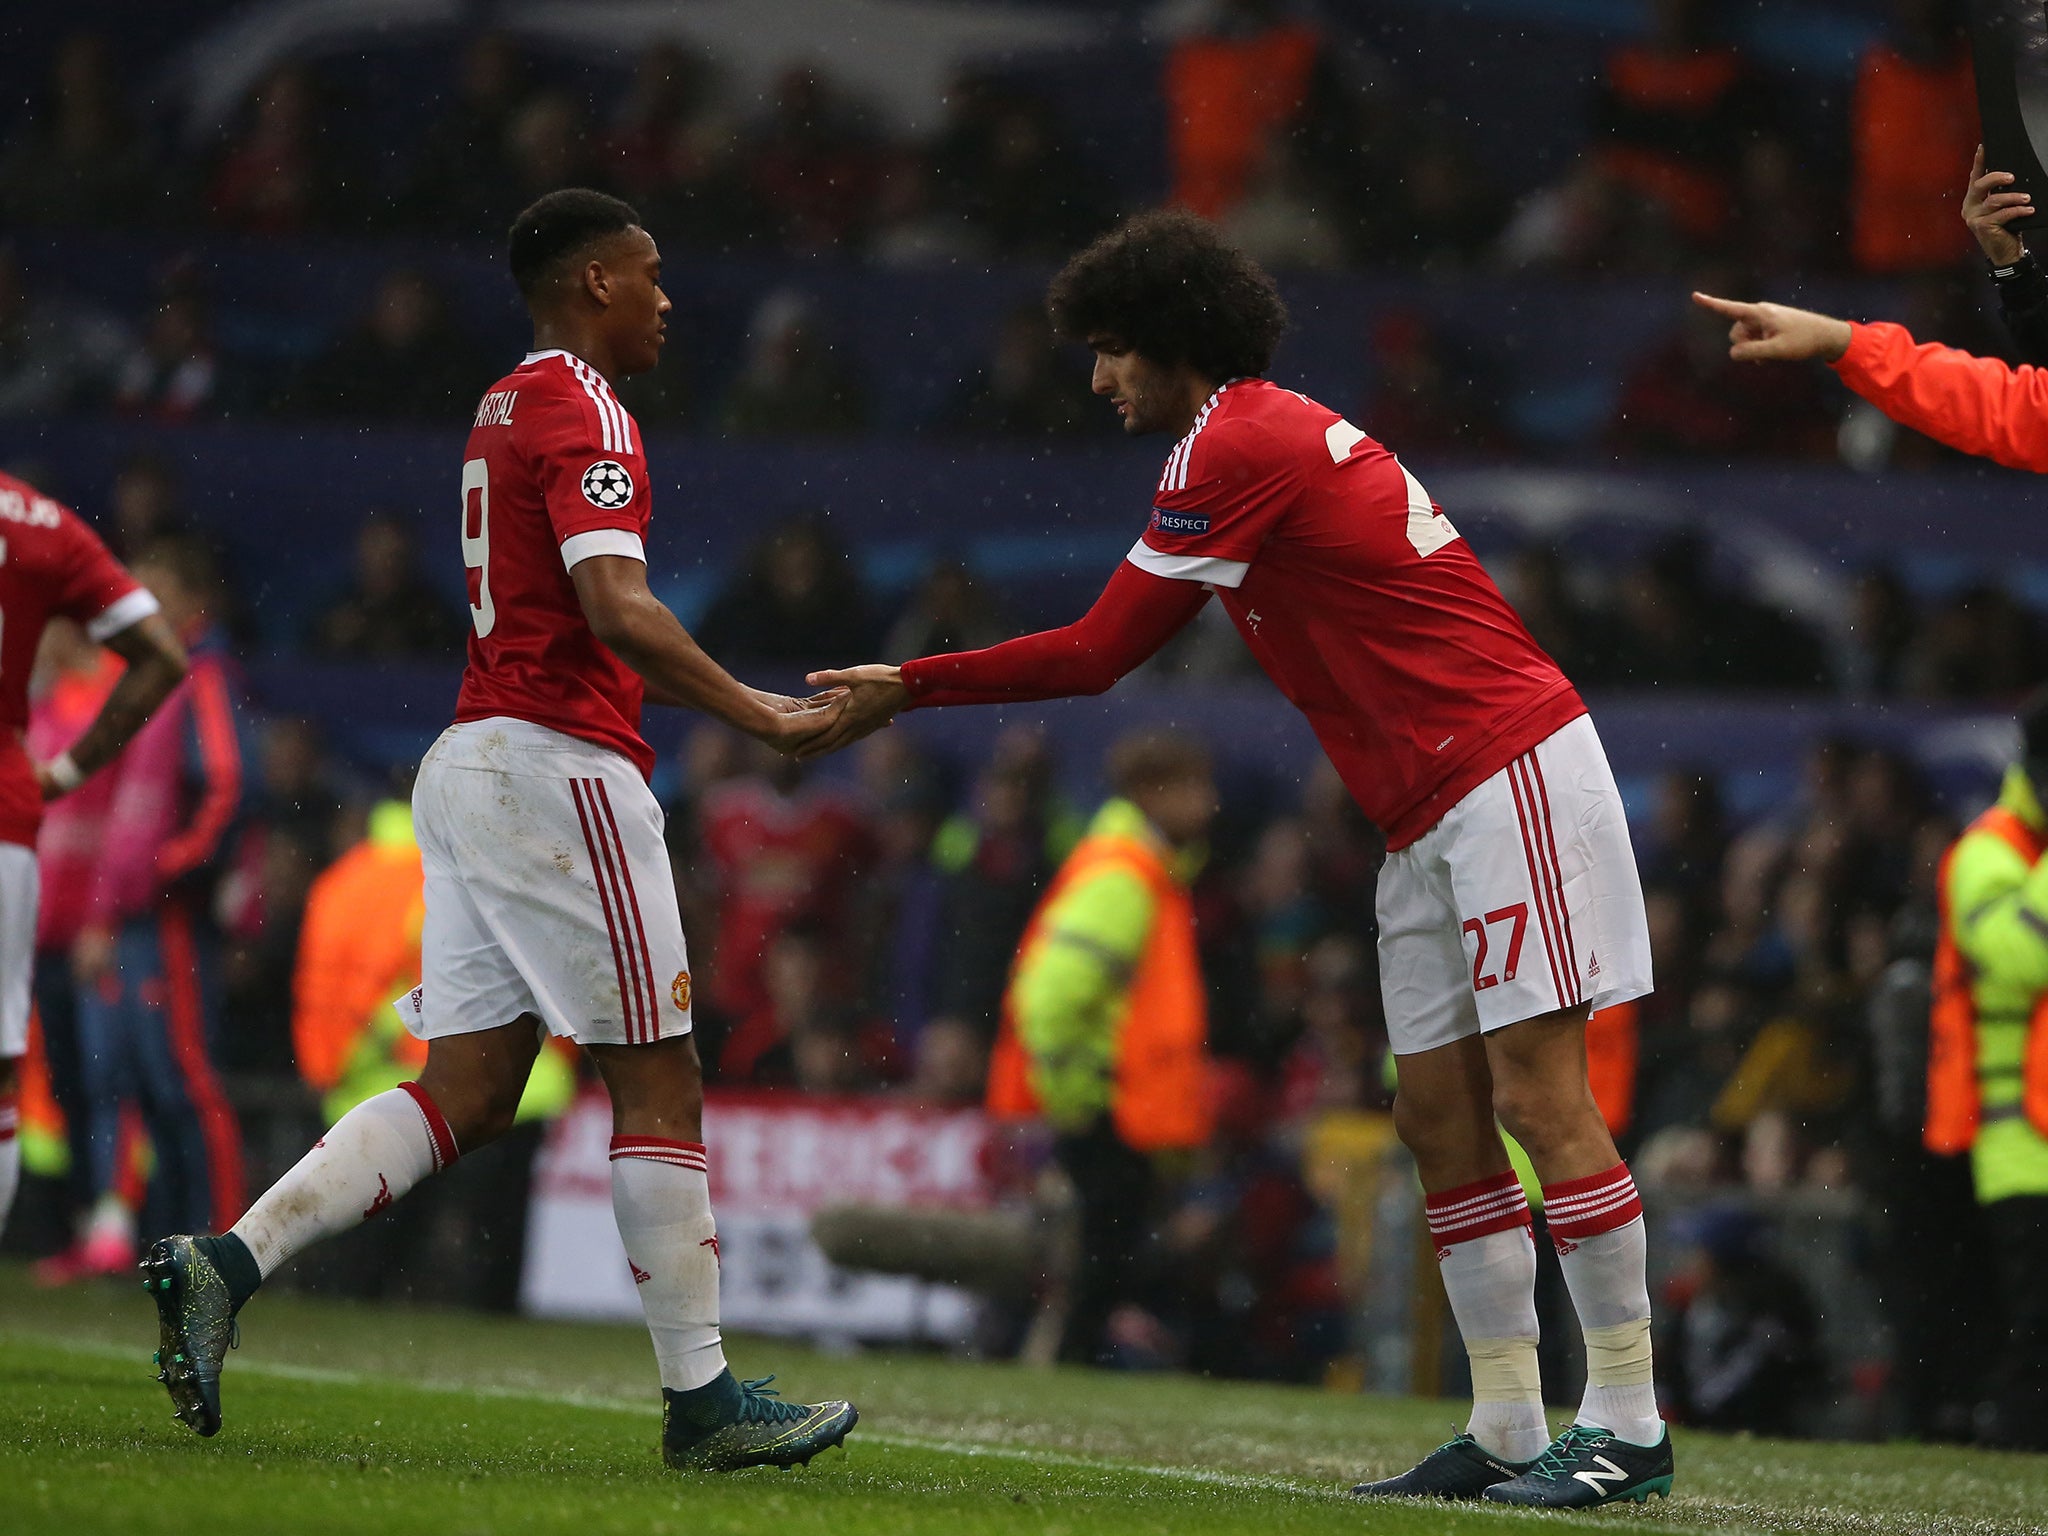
[86,587,162,642]
[1124,537,1249,589]
[561,529,647,570]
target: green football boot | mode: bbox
[1482,1422,1675,1508]
[140,1235,239,1437]
[662,1371,857,1472]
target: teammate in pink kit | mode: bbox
[807,211,1672,1509]
[0,472,188,1253]
[143,189,857,1473]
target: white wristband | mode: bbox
[45,751,83,794]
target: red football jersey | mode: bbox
[0,473,154,847]
[698,777,874,1018]
[1132,379,1584,849]
[454,349,656,777]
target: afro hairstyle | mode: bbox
[1046,207,1288,381]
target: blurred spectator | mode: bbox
[291,269,486,421]
[308,513,467,660]
[1607,534,1832,690]
[719,924,894,1088]
[1498,543,1619,686]
[498,92,602,219]
[1899,582,2048,699]
[1357,309,1504,456]
[27,622,123,1237]
[741,67,886,254]
[929,729,1078,1037]
[1164,1062,1346,1381]
[1274,933,1383,1116]
[867,153,983,268]
[926,75,1108,257]
[606,44,760,255]
[1839,565,1919,697]
[105,452,187,558]
[605,43,717,202]
[1163,0,1321,221]
[849,732,949,1037]
[1609,286,1838,460]
[695,515,878,663]
[252,717,345,853]
[1585,0,1771,254]
[0,244,130,415]
[1658,1205,1823,1434]
[46,536,250,1280]
[0,32,155,229]
[208,65,347,234]
[1849,0,1977,275]
[1219,136,1347,272]
[1640,768,1729,933]
[402,34,535,238]
[719,290,870,436]
[111,283,220,421]
[696,749,873,1027]
[884,560,1011,661]
[988,729,1219,1365]
[942,304,1097,440]
[908,1015,988,1106]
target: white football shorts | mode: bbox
[1377,713,1652,1057]
[0,841,35,1058]
[412,717,692,1047]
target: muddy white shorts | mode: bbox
[0,842,35,1058]
[412,717,692,1047]
[1377,713,1652,1057]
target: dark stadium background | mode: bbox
[0,0,2028,1446]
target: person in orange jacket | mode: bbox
[989,728,1218,1364]
[1690,286,2048,467]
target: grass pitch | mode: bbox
[4,1263,2045,1536]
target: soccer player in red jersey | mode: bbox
[809,212,1672,1508]
[0,472,187,1250]
[143,190,857,1472]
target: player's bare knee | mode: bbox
[1492,1076,1597,1162]
[592,1035,704,1139]
[0,1053,17,1097]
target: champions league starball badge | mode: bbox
[1973,0,2048,234]
[581,460,634,509]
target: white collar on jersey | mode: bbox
[522,348,585,367]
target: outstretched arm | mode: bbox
[571,555,843,753]
[800,561,1212,757]
[1693,290,2048,474]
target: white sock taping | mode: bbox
[1437,1222,1549,1463]
[610,1136,728,1392]
[230,1084,455,1277]
[1554,1213,1662,1445]
[0,1099,18,1241]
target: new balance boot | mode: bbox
[1482,1422,1674,1508]
[1350,1433,1532,1500]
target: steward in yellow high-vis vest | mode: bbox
[986,730,1216,1364]
[1930,701,2048,1449]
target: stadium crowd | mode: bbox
[0,3,2017,461]
[0,0,2029,1449]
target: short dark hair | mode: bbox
[507,188,642,300]
[1108,728,1212,800]
[1047,208,1288,381]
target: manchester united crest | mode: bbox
[672,970,692,1011]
